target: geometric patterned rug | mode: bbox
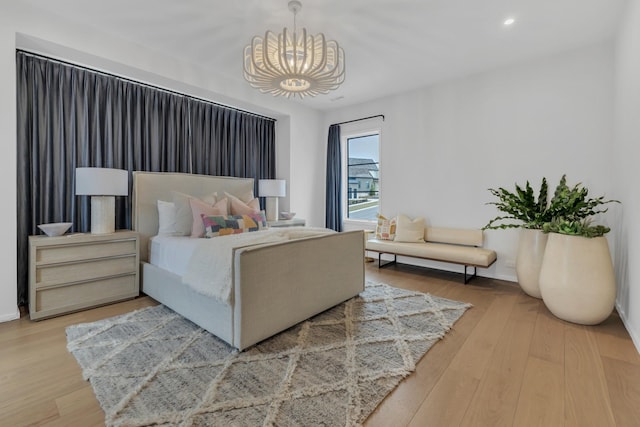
[66,282,471,426]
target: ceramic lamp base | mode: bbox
[90,196,115,234]
[265,197,279,222]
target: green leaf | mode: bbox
[483,177,553,230]
[484,174,620,233]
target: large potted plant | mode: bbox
[538,178,619,325]
[483,178,552,298]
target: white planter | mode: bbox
[515,229,548,299]
[539,233,616,325]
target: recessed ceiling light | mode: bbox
[504,17,515,26]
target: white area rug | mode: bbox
[66,282,471,426]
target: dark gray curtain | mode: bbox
[189,98,275,198]
[16,52,275,306]
[325,124,342,231]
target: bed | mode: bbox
[132,172,365,350]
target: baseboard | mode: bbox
[491,272,518,283]
[366,250,518,283]
[616,302,640,355]
[0,307,20,323]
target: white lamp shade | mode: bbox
[75,167,129,196]
[259,179,286,197]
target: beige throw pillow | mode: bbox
[394,214,425,242]
[189,197,228,238]
[225,191,260,215]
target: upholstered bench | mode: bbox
[366,224,497,283]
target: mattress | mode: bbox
[149,228,334,294]
[149,235,199,277]
[149,230,287,278]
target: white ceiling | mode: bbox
[24,0,627,111]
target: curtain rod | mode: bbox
[331,114,385,127]
[16,49,277,123]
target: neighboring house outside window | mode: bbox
[343,133,380,223]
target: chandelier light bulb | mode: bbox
[243,0,346,98]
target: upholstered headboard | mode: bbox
[132,172,255,261]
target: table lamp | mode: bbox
[76,167,128,234]
[259,179,286,221]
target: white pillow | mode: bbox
[394,214,425,243]
[171,191,218,236]
[157,200,177,235]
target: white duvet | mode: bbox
[180,227,334,304]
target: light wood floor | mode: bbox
[1,263,639,426]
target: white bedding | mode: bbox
[149,228,335,305]
[149,235,199,277]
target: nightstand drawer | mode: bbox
[33,275,138,319]
[35,239,136,264]
[29,230,140,320]
[35,255,137,288]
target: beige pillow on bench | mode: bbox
[394,214,425,242]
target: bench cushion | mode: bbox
[366,239,497,268]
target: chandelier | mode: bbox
[243,0,345,98]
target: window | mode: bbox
[345,133,380,221]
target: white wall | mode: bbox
[0,17,19,322]
[289,108,327,227]
[325,42,616,282]
[0,3,324,322]
[613,0,640,351]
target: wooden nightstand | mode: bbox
[268,218,306,228]
[29,230,140,320]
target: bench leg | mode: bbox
[372,253,481,283]
[378,253,397,269]
[464,265,477,284]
